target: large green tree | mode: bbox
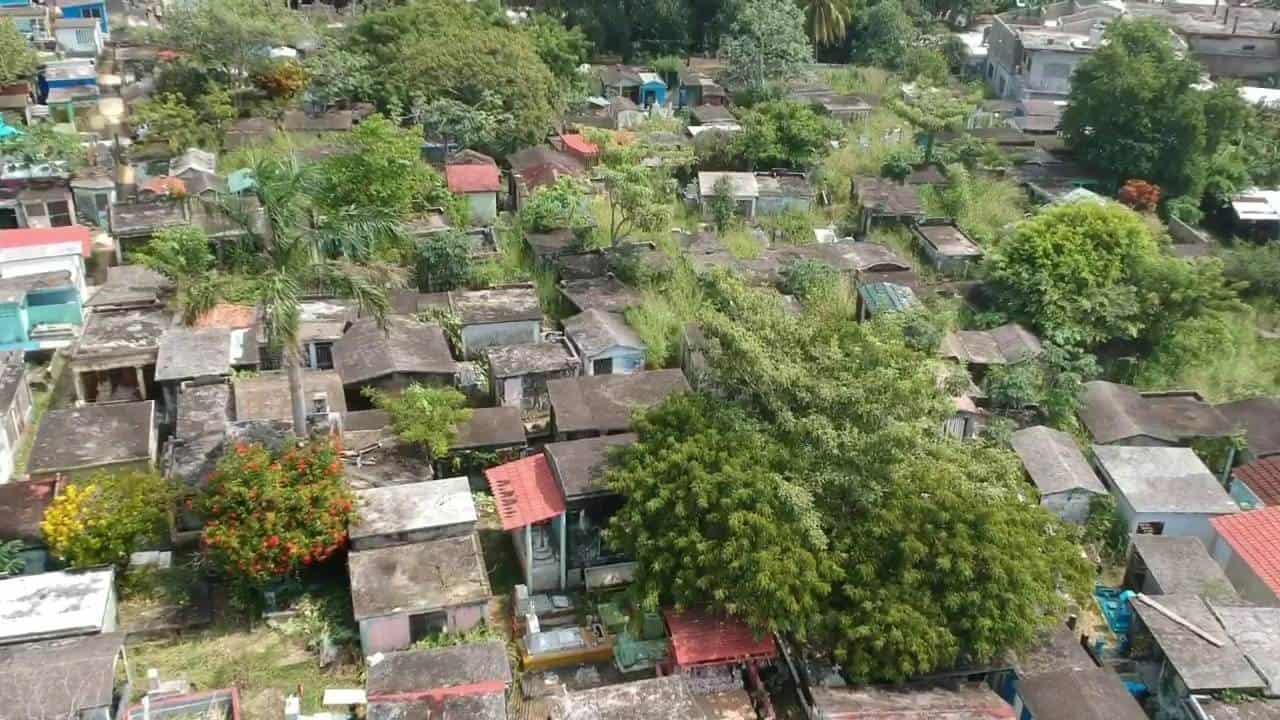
[1062,19,1212,196]
[988,201,1239,350]
[733,100,840,169]
[0,19,36,87]
[348,0,563,150]
[722,0,814,90]
[606,393,840,638]
[608,274,1094,681]
[160,0,307,89]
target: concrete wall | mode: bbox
[460,320,541,358]
[358,602,487,656]
[1042,489,1096,525]
[1118,498,1223,547]
[757,195,812,216]
[582,347,645,376]
[1211,537,1280,605]
[1,253,87,300]
[464,192,498,226]
[1023,49,1084,96]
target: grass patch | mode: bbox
[922,173,1028,246]
[1133,305,1280,401]
[722,226,764,259]
[14,353,66,478]
[625,264,706,368]
[129,624,363,719]
[824,66,899,97]
[475,490,524,596]
[822,108,914,204]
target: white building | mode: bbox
[0,567,116,646]
[1094,445,1240,546]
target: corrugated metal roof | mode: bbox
[484,454,565,531]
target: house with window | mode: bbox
[53,18,103,56]
[70,170,115,229]
[15,183,77,229]
[485,432,638,592]
[486,340,579,434]
[984,1,1118,100]
[697,172,758,219]
[0,2,50,44]
[1094,445,1239,546]
[599,65,668,107]
[0,226,90,350]
[39,59,99,125]
[54,0,108,34]
[348,481,490,655]
[563,309,645,377]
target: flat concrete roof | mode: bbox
[348,534,489,620]
[1094,445,1238,515]
[0,567,114,645]
[349,477,476,542]
[28,401,154,475]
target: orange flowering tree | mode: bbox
[200,439,353,590]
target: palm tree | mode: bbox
[141,150,407,435]
[805,0,851,48]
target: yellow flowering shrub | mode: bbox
[42,471,172,568]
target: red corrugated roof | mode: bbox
[446,164,501,194]
[1237,457,1280,506]
[1211,507,1280,597]
[485,455,565,531]
[560,133,600,158]
[664,609,778,668]
[0,225,92,257]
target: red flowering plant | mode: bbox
[1117,179,1162,212]
[200,439,353,593]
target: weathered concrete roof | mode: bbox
[755,172,814,199]
[0,633,123,719]
[544,432,636,500]
[1093,445,1238,515]
[1019,668,1148,720]
[1079,381,1234,445]
[167,381,232,489]
[0,271,73,305]
[1214,604,1280,696]
[563,309,644,359]
[1013,625,1094,678]
[941,323,1043,367]
[333,317,456,386]
[108,200,187,238]
[853,177,925,216]
[365,641,511,696]
[347,534,489,620]
[547,675,708,720]
[72,307,171,361]
[559,277,642,314]
[1130,534,1239,600]
[29,401,154,475]
[369,694,506,720]
[548,369,690,435]
[232,370,346,422]
[349,477,476,542]
[1193,699,1280,720]
[297,298,356,343]
[485,341,578,378]
[697,171,757,198]
[154,327,233,382]
[451,406,525,451]
[1218,397,1280,459]
[808,684,1014,719]
[1010,425,1104,496]
[913,221,983,258]
[450,286,542,325]
[0,567,115,644]
[0,477,59,546]
[1132,594,1263,692]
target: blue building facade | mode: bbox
[56,0,108,33]
[0,279,83,351]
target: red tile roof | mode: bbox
[1211,507,1280,597]
[1237,457,1280,507]
[445,164,501,194]
[194,303,256,330]
[560,133,600,159]
[485,454,565,531]
[664,609,778,668]
[0,225,92,257]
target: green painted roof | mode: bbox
[859,282,919,316]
